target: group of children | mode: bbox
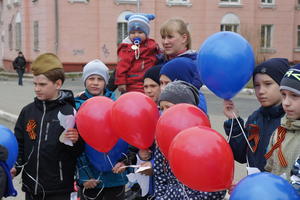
[1,12,299,200]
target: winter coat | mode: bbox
[265,116,300,180]
[224,104,285,171]
[13,56,26,70]
[75,89,129,188]
[153,147,226,200]
[14,90,84,195]
[115,37,159,92]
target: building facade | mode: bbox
[1,0,300,72]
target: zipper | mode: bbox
[59,161,63,181]
[45,122,50,141]
[35,101,46,195]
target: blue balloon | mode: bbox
[0,125,18,169]
[197,31,255,99]
[230,172,300,200]
[85,139,128,172]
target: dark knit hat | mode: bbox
[253,58,290,85]
[160,57,202,89]
[280,64,300,95]
[158,80,199,106]
[143,64,162,85]
[31,53,63,76]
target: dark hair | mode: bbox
[43,68,65,84]
[18,51,23,55]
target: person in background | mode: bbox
[223,58,290,172]
[264,64,300,181]
[11,53,83,200]
[13,51,26,86]
[115,13,160,93]
[143,64,162,104]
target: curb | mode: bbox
[0,110,18,124]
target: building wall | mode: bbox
[1,0,300,72]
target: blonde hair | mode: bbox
[160,18,191,50]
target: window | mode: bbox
[297,25,300,48]
[261,0,273,4]
[220,13,240,33]
[15,22,21,50]
[8,24,12,50]
[261,24,273,48]
[261,0,275,8]
[117,11,132,45]
[220,0,239,3]
[33,21,39,51]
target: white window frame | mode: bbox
[115,0,137,5]
[261,24,273,49]
[167,0,191,7]
[220,13,240,33]
[219,0,242,8]
[260,0,275,8]
[117,11,132,45]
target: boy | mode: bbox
[115,13,160,93]
[11,53,83,200]
[75,59,133,200]
[264,64,300,181]
[223,58,290,172]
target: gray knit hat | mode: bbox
[158,80,199,106]
[82,59,109,85]
[280,63,300,95]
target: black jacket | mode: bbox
[13,56,26,70]
[0,145,8,198]
[14,90,84,195]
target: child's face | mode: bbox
[85,75,105,96]
[129,30,146,42]
[143,78,161,103]
[159,75,172,92]
[254,74,282,107]
[159,100,175,112]
[33,74,62,101]
[280,89,300,120]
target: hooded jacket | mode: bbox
[14,90,84,195]
[224,104,285,171]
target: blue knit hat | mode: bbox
[160,57,202,89]
[253,58,290,85]
[280,63,300,95]
[125,13,155,36]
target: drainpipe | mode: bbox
[137,0,140,13]
[54,0,59,54]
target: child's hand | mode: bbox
[112,162,126,174]
[83,179,99,189]
[223,100,239,119]
[138,161,153,176]
[10,167,17,178]
[118,85,127,93]
[138,149,152,161]
[65,128,79,143]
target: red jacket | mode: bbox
[115,37,159,91]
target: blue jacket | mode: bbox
[75,89,128,188]
[224,104,285,171]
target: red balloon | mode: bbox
[76,96,118,153]
[111,92,159,149]
[155,104,210,158]
[168,126,234,192]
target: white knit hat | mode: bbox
[82,59,109,85]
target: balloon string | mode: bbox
[106,154,114,168]
[227,117,234,143]
[231,111,254,153]
[177,180,189,200]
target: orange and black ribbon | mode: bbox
[264,126,288,167]
[247,124,260,152]
[26,120,37,140]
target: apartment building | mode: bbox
[1,0,300,71]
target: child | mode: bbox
[143,64,162,104]
[159,57,207,113]
[264,64,300,180]
[11,53,83,200]
[75,59,133,200]
[223,58,290,172]
[115,13,160,93]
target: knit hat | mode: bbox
[158,80,199,106]
[82,59,109,85]
[143,64,162,85]
[31,53,63,76]
[125,13,155,36]
[280,63,300,95]
[160,57,202,89]
[253,58,290,85]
